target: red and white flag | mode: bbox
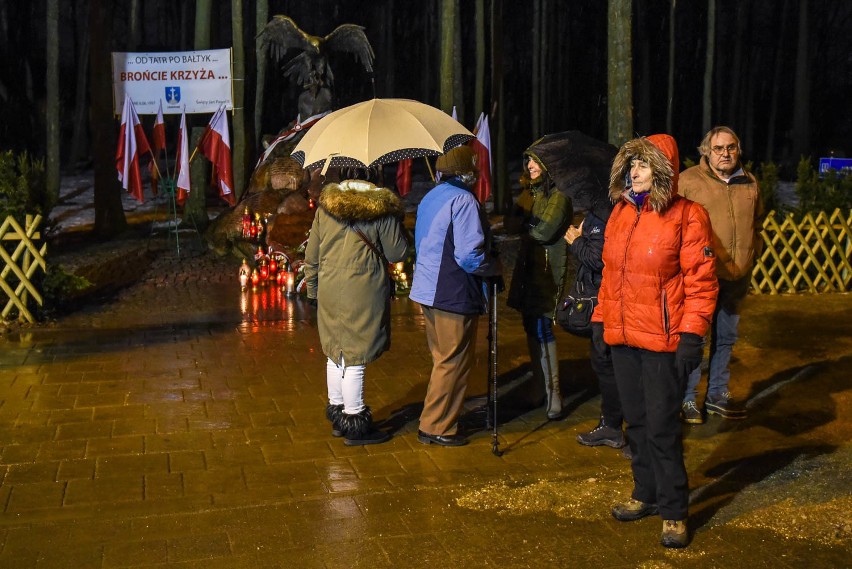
[175,107,190,206]
[152,100,166,154]
[115,94,151,203]
[198,106,235,206]
[471,112,492,203]
[396,159,412,197]
[256,111,329,168]
[149,100,166,195]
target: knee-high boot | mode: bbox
[540,339,562,419]
[526,336,548,407]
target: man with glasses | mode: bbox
[679,127,763,424]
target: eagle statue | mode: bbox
[261,16,375,118]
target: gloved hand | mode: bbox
[591,322,608,355]
[675,333,704,378]
[307,298,318,308]
[487,275,505,293]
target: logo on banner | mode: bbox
[166,87,181,105]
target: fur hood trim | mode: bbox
[609,135,680,213]
[319,179,404,222]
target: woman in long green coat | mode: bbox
[507,151,573,419]
[303,178,409,446]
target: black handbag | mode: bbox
[557,281,597,337]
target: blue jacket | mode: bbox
[410,178,501,315]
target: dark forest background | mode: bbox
[1,0,850,183]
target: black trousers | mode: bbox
[611,345,689,521]
[589,340,622,427]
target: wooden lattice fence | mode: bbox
[1,214,47,322]
[752,208,852,294]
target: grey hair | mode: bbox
[698,126,741,158]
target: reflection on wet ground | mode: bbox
[0,248,850,567]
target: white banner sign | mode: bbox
[112,49,233,115]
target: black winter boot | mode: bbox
[576,417,625,448]
[325,403,344,437]
[337,407,391,446]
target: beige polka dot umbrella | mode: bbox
[291,98,474,174]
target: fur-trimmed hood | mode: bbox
[609,134,680,213]
[319,179,404,222]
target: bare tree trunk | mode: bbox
[254,0,268,149]
[666,0,676,134]
[46,0,60,204]
[792,0,810,160]
[702,0,715,134]
[532,0,541,140]
[541,0,549,136]
[186,0,212,231]
[439,0,454,114]
[90,0,127,237]
[475,0,485,117]
[765,0,789,161]
[231,0,246,201]
[608,0,633,146]
[491,0,509,213]
[69,0,90,170]
[129,0,141,50]
[727,0,748,123]
[384,0,395,97]
[635,0,651,135]
[452,0,463,122]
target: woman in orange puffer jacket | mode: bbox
[591,134,717,549]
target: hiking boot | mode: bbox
[611,498,659,521]
[660,519,689,548]
[577,420,625,448]
[681,401,704,424]
[705,392,747,419]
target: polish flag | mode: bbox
[175,108,190,206]
[471,113,492,203]
[149,100,166,195]
[396,159,412,197]
[198,106,235,206]
[115,94,151,203]
[152,100,166,154]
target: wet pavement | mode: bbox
[1,236,851,568]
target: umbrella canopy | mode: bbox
[525,131,618,220]
[291,98,474,172]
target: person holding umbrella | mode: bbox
[506,147,573,419]
[303,173,409,446]
[592,134,717,548]
[410,145,502,446]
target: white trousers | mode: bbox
[326,357,365,415]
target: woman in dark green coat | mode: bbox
[304,178,409,446]
[507,151,573,419]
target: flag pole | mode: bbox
[147,149,163,178]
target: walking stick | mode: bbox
[488,279,503,456]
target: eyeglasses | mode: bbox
[711,143,738,156]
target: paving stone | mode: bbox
[64,475,143,506]
[5,481,66,511]
[103,538,169,567]
[0,234,849,567]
